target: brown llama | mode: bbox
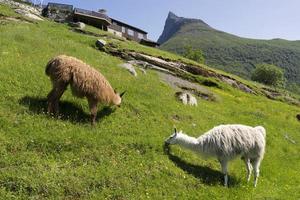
[45,55,125,125]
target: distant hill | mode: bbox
[158,12,300,90]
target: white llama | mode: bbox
[165,125,266,187]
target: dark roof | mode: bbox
[110,18,147,34]
[74,8,111,24]
[47,2,73,10]
[140,38,160,46]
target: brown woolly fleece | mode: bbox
[45,55,123,124]
[46,55,120,104]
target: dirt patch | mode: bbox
[159,72,218,101]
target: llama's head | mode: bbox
[165,128,181,145]
[113,90,126,107]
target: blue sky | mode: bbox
[41,0,300,41]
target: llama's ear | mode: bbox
[174,127,177,134]
[120,91,126,97]
[114,88,117,93]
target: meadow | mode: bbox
[0,4,300,199]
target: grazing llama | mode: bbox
[165,125,266,187]
[45,55,125,125]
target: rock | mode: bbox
[175,92,198,106]
[296,114,300,121]
[15,9,43,21]
[138,68,147,74]
[159,72,217,101]
[118,63,137,77]
[76,22,85,29]
[0,0,43,21]
[128,59,173,74]
[95,39,107,49]
[69,22,85,29]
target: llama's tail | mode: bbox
[255,126,266,138]
[45,58,57,76]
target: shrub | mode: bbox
[251,63,285,87]
[183,45,205,64]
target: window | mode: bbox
[128,29,134,36]
[121,27,125,33]
[138,33,144,39]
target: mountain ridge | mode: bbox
[158,12,300,91]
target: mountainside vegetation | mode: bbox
[251,63,285,87]
[158,12,300,93]
[1,3,300,199]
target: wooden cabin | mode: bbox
[73,8,111,30]
[43,3,159,47]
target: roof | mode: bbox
[74,8,111,25]
[110,18,147,34]
[140,38,160,46]
[47,2,73,10]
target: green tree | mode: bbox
[251,63,285,87]
[183,45,205,64]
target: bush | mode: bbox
[251,63,285,87]
[183,45,205,64]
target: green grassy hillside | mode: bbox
[159,12,300,92]
[1,4,300,199]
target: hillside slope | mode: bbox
[158,12,300,91]
[0,3,300,199]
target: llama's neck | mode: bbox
[175,133,200,152]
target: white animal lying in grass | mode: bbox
[165,125,266,187]
[176,92,198,106]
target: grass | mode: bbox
[1,4,300,199]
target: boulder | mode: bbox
[95,39,107,49]
[70,22,85,29]
[15,8,43,21]
[118,63,137,77]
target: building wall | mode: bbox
[107,27,123,38]
[110,21,147,42]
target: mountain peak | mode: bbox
[157,12,211,44]
[167,11,178,19]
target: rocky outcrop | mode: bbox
[101,43,256,94]
[95,41,300,106]
[0,0,43,21]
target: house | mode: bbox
[42,3,159,47]
[73,8,111,30]
[73,8,158,46]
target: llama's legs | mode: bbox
[47,89,56,114]
[251,158,261,187]
[47,82,68,115]
[243,157,253,182]
[220,160,228,187]
[88,98,98,125]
